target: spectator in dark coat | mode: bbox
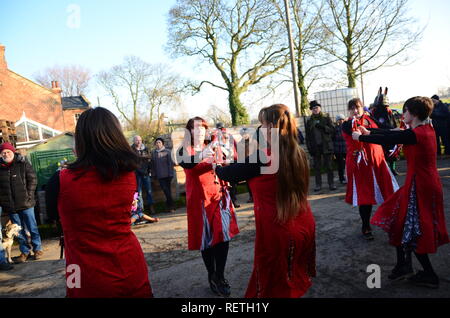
[0,142,42,264]
[333,114,347,184]
[305,100,336,191]
[431,95,450,155]
[151,138,175,212]
[131,136,154,213]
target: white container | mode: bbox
[313,88,359,121]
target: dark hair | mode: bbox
[431,95,440,100]
[184,116,209,146]
[154,138,164,145]
[348,98,363,110]
[68,107,139,181]
[403,96,434,121]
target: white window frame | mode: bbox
[15,112,62,148]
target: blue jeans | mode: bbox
[9,207,42,255]
[136,174,153,208]
[0,207,7,264]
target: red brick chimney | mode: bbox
[51,80,62,95]
[0,44,7,70]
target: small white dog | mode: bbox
[2,223,22,264]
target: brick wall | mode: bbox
[0,45,77,132]
[0,70,67,131]
[63,108,86,132]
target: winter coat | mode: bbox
[305,113,335,155]
[131,144,152,176]
[0,154,37,214]
[151,148,174,179]
[333,123,346,154]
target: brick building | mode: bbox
[0,44,90,148]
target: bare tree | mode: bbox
[144,64,184,136]
[274,0,336,115]
[319,0,423,88]
[167,0,290,125]
[34,65,91,97]
[97,56,183,134]
[206,105,233,127]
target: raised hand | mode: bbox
[352,131,362,141]
[358,126,370,135]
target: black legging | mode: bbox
[395,246,436,275]
[359,205,373,232]
[201,241,230,280]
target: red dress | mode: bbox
[183,154,239,250]
[58,168,152,298]
[371,124,449,253]
[343,115,399,206]
[245,174,316,298]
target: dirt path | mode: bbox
[1,159,449,298]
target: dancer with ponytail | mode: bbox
[215,104,316,298]
[352,96,449,288]
[342,98,399,240]
[177,117,239,297]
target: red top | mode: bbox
[58,168,152,298]
[343,115,398,206]
[371,124,449,253]
[245,174,316,298]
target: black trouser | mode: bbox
[201,241,229,280]
[334,153,346,182]
[229,182,238,203]
[158,177,174,209]
[312,153,334,187]
[359,205,372,232]
[395,246,436,276]
[246,182,253,201]
[434,122,450,155]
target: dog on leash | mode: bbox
[2,223,22,264]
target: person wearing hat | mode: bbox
[151,137,175,212]
[0,142,43,264]
[430,95,450,156]
[305,100,336,191]
[333,114,347,184]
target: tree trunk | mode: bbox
[346,46,356,88]
[297,56,309,116]
[228,88,249,126]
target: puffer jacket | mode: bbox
[0,154,38,214]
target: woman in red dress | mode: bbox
[177,117,239,297]
[215,104,316,298]
[51,107,152,297]
[342,98,399,240]
[352,96,449,288]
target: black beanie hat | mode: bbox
[431,95,440,101]
[309,100,321,110]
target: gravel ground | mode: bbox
[1,158,449,298]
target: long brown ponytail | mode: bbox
[259,104,310,223]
